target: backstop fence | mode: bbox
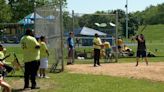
[35,6,64,72]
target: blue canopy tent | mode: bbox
[64,27,114,46]
[80,27,107,36]
[18,13,43,31]
[18,13,43,24]
[46,15,55,20]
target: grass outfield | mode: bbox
[7,72,164,92]
[3,44,164,92]
[3,24,164,91]
[138,24,164,43]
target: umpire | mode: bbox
[20,29,40,90]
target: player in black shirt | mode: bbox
[135,34,148,66]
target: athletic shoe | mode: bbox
[43,76,50,79]
[31,86,40,89]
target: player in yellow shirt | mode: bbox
[102,40,112,62]
[103,40,111,54]
[0,44,11,92]
[93,33,102,67]
[39,36,49,78]
[117,37,124,52]
[20,29,40,90]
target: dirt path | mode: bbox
[66,62,164,82]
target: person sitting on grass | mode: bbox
[0,64,11,92]
[122,45,134,57]
[0,45,11,92]
[39,36,49,78]
[0,45,13,76]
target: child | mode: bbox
[39,36,49,78]
[0,44,11,92]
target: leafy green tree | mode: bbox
[8,0,67,22]
[133,3,164,25]
[0,0,12,22]
[8,0,34,22]
[76,9,139,38]
[63,11,73,32]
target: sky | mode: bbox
[66,0,164,13]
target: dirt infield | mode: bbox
[66,62,164,82]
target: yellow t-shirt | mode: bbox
[0,51,4,60]
[93,37,102,49]
[20,35,40,63]
[103,42,111,49]
[117,39,123,46]
[124,46,129,50]
[40,42,48,58]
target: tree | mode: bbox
[0,0,12,22]
[8,0,34,22]
[133,3,164,25]
[8,0,67,22]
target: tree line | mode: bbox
[63,3,164,38]
[0,0,163,38]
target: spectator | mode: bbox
[0,69,11,92]
[0,44,11,92]
[39,36,49,78]
[67,32,74,65]
[135,34,148,66]
[117,37,124,53]
[20,29,40,90]
[123,45,132,52]
[0,45,13,76]
[93,33,102,67]
[102,40,112,59]
[76,38,80,47]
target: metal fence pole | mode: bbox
[115,11,119,62]
[72,10,75,64]
[125,0,129,39]
[59,0,64,71]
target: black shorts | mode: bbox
[136,51,146,57]
[68,48,73,57]
[118,46,121,49]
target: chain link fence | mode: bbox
[35,6,63,72]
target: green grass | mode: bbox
[3,24,164,92]
[138,24,164,43]
[3,45,164,92]
[7,73,164,92]
[52,73,164,92]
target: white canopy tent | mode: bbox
[80,27,107,36]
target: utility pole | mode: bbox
[125,0,128,39]
[115,11,119,62]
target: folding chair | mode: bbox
[12,53,24,72]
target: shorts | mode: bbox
[68,48,73,57]
[136,50,146,57]
[118,46,121,49]
[105,48,111,54]
[39,58,48,69]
